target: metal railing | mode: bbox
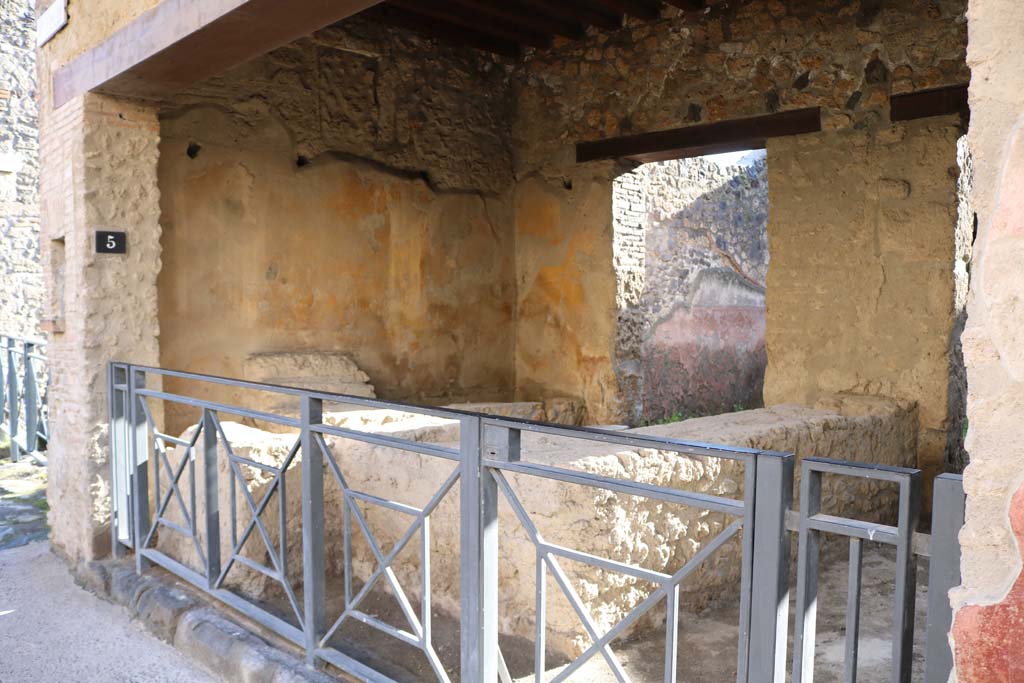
[108,363,964,683]
[0,334,49,464]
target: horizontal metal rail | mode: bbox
[108,363,964,683]
[0,334,49,464]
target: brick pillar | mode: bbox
[39,93,161,563]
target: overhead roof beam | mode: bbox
[576,108,822,163]
[367,4,521,58]
[518,0,622,31]
[580,0,661,21]
[387,0,552,49]
[454,0,586,40]
[53,0,384,107]
[890,84,969,122]
[663,0,706,11]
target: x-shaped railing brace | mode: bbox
[318,432,458,683]
[493,469,742,683]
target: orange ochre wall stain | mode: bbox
[157,130,516,430]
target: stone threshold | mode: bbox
[72,558,348,683]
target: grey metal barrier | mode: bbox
[0,334,49,464]
[776,459,965,683]
[109,363,774,682]
[108,363,964,683]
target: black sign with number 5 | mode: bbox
[95,231,127,254]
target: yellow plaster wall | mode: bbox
[764,118,963,483]
[157,110,515,431]
[513,173,620,424]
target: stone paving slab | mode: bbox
[0,542,218,683]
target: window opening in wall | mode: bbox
[613,149,768,426]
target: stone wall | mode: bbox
[512,0,969,455]
[0,0,41,337]
[39,94,162,563]
[165,16,515,196]
[613,155,768,425]
[951,0,1024,676]
[157,109,516,433]
[156,19,518,430]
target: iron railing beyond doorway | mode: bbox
[0,334,49,464]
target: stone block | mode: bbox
[74,559,111,596]
[173,608,335,683]
[135,583,197,642]
[109,565,146,606]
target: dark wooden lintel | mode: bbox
[456,0,586,40]
[369,5,521,58]
[557,0,624,30]
[528,0,622,30]
[663,0,705,11]
[582,0,661,21]
[387,0,551,49]
[53,0,384,107]
[890,84,969,122]
[576,108,822,163]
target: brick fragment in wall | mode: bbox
[0,0,41,337]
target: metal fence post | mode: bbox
[485,423,519,680]
[460,414,498,682]
[129,367,151,573]
[201,407,221,586]
[792,461,823,683]
[746,451,794,683]
[301,396,325,666]
[892,470,922,682]
[22,341,38,454]
[109,363,125,558]
[0,338,6,447]
[924,473,964,682]
[7,338,20,462]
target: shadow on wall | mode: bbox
[616,153,769,425]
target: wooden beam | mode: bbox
[387,0,552,49]
[890,84,969,122]
[462,0,585,40]
[576,107,822,163]
[367,4,520,58]
[578,0,661,21]
[53,0,383,107]
[454,0,586,40]
[663,0,705,11]
[518,0,622,31]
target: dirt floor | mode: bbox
[524,546,928,682]
[255,543,927,682]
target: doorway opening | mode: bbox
[613,149,768,426]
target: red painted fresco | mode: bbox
[643,303,766,420]
[953,482,1024,682]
